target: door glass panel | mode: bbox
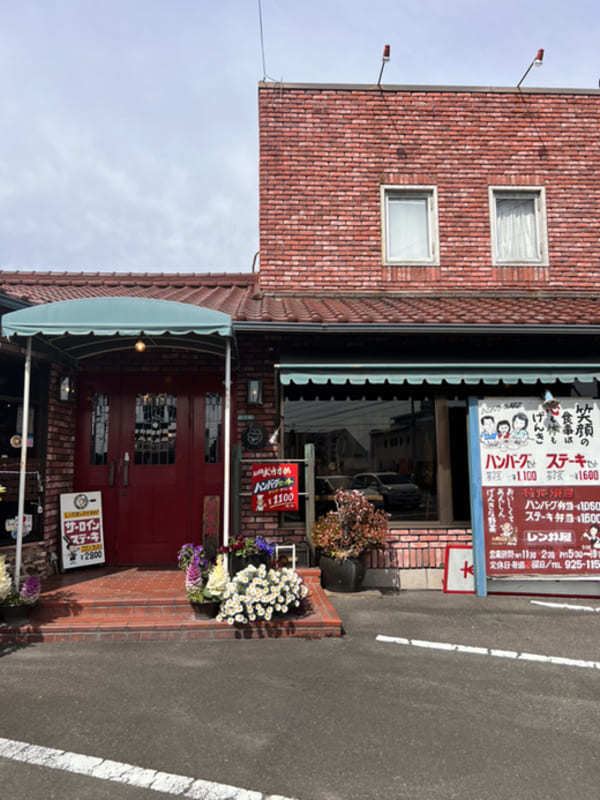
[91,393,110,465]
[134,393,177,465]
[205,393,222,463]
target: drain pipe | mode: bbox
[223,338,232,560]
[15,336,32,592]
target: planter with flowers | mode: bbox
[177,543,226,618]
[0,555,41,625]
[312,489,389,592]
[217,562,309,626]
[220,535,275,576]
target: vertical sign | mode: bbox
[251,463,299,512]
[476,398,600,577]
[60,491,105,569]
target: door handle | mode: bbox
[108,460,115,487]
[123,451,130,487]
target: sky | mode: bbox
[1,0,599,274]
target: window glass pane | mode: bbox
[388,196,430,261]
[496,197,538,260]
[205,393,222,463]
[134,393,176,465]
[285,397,437,523]
[90,393,109,465]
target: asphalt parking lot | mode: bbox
[1,590,600,800]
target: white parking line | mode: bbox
[376,634,600,670]
[530,600,600,613]
[0,737,294,800]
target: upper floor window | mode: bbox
[489,187,548,265]
[381,186,439,265]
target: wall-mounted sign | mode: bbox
[60,491,105,570]
[242,424,268,451]
[251,463,299,512]
[476,397,600,577]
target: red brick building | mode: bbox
[2,82,600,589]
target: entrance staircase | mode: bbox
[0,567,342,643]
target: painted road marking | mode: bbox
[530,600,600,613]
[0,737,294,800]
[376,634,600,670]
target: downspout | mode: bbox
[223,338,232,554]
[15,336,32,591]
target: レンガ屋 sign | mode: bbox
[251,463,299,512]
[477,398,600,577]
[60,491,105,569]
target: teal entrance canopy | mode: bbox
[278,361,600,386]
[1,297,233,360]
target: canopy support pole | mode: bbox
[15,336,32,592]
[223,338,232,555]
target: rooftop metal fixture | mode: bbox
[377,44,391,87]
[517,48,544,88]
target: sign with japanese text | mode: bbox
[477,398,600,577]
[251,463,299,512]
[60,491,105,569]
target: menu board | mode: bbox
[477,398,600,576]
[251,463,299,512]
[60,491,106,569]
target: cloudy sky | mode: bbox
[1,1,598,274]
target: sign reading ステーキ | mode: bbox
[477,398,600,577]
[60,491,105,569]
[251,463,299,512]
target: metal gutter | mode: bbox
[233,321,600,336]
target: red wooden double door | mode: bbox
[75,374,224,565]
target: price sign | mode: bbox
[477,397,600,576]
[251,463,299,512]
[60,491,106,569]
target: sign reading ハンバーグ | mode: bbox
[251,463,299,512]
[60,491,105,569]
[477,397,600,577]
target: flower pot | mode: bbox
[319,555,366,593]
[229,552,270,576]
[0,604,31,626]
[191,601,220,619]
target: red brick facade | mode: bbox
[258,84,600,293]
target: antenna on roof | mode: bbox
[377,44,391,87]
[517,48,544,88]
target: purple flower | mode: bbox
[185,560,203,594]
[21,575,40,605]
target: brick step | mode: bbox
[32,599,198,624]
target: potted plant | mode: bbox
[0,556,41,625]
[177,543,220,618]
[220,535,275,576]
[312,489,388,592]
[216,563,309,625]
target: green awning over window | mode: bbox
[278,361,600,386]
[1,297,232,338]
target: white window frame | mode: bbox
[489,186,548,266]
[381,185,440,266]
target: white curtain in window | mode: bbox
[388,197,429,261]
[496,197,538,260]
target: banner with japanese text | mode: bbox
[251,463,299,512]
[60,491,106,569]
[477,397,600,576]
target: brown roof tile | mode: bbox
[1,270,600,327]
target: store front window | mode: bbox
[284,396,438,523]
[0,356,46,547]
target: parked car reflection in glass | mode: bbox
[350,473,422,511]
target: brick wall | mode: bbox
[258,84,600,292]
[364,528,472,570]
